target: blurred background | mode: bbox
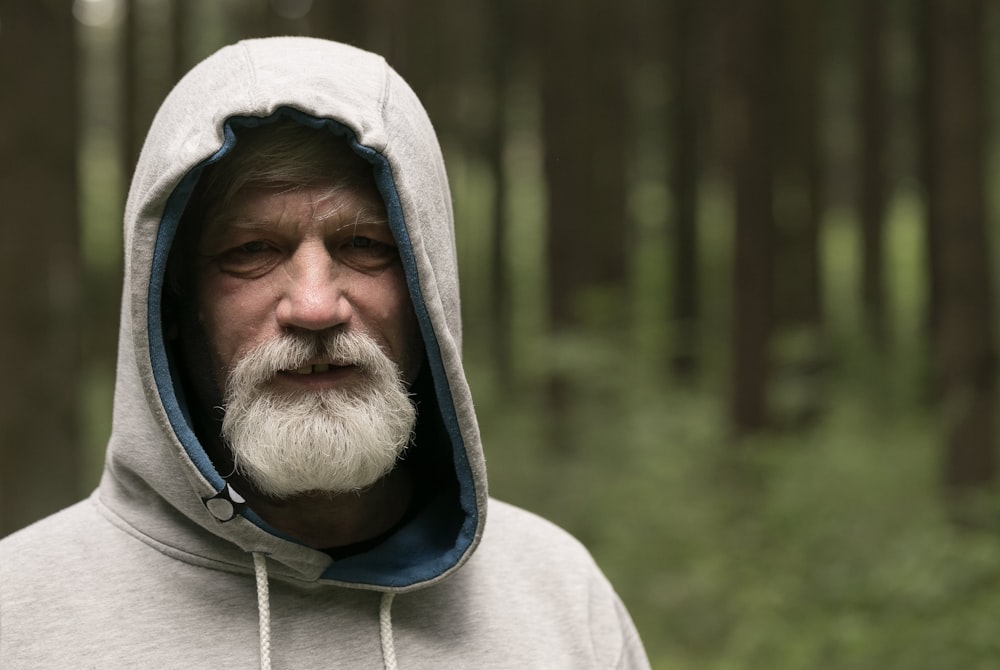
[3,0,1000,667]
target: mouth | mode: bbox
[287,363,346,375]
[272,360,360,388]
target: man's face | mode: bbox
[194,181,423,398]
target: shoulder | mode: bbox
[482,497,594,561]
[475,497,612,597]
[430,498,651,668]
[0,498,102,556]
[0,494,150,589]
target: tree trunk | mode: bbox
[723,0,775,436]
[172,0,192,81]
[541,0,631,333]
[122,0,140,176]
[925,0,996,495]
[486,0,513,386]
[667,0,704,381]
[770,0,825,427]
[0,1,82,535]
[540,0,632,452]
[915,0,942,355]
[859,0,889,350]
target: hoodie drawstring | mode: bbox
[252,552,273,670]
[379,592,398,670]
[250,552,398,670]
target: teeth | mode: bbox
[289,364,334,375]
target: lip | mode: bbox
[272,363,360,390]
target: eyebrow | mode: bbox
[199,216,278,245]
[210,216,276,231]
[333,216,390,233]
[201,211,391,245]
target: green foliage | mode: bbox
[469,339,1000,670]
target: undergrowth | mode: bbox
[470,341,1000,670]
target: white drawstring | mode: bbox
[252,552,272,670]
[379,592,399,670]
[251,552,398,670]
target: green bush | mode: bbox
[472,342,1000,670]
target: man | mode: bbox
[0,37,649,668]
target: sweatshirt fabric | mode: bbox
[0,37,651,669]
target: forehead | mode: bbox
[195,119,381,213]
[203,181,388,238]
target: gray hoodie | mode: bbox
[0,37,650,669]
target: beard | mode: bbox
[220,330,417,498]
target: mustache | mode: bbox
[227,330,395,391]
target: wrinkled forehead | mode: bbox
[199,181,389,243]
[188,120,383,227]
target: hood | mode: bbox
[99,36,486,590]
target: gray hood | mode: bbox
[100,36,486,590]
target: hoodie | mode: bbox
[0,37,650,669]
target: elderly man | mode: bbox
[0,37,649,669]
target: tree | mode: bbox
[0,1,82,535]
[539,0,633,451]
[540,0,631,334]
[721,0,776,435]
[485,0,515,385]
[923,0,996,496]
[770,0,825,426]
[666,0,706,381]
[858,0,889,350]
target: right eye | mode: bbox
[237,240,270,254]
[214,240,282,278]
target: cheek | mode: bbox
[400,300,424,373]
[382,273,424,381]
[197,274,274,374]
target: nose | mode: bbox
[275,243,352,332]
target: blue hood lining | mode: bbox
[147,107,477,587]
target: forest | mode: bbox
[2,0,1000,667]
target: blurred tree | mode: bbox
[312,0,368,45]
[363,0,430,113]
[722,0,776,435]
[0,0,82,535]
[771,0,825,427]
[266,0,316,36]
[859,0,889,351]
[122,0,139,173]
[540,0,633,450]
[666,0,706,382]
[485,0,515,385]
[173,0,192,79]
[922,0,997,496]
[541,0,631,332]
[915,0,942,351]
[122,0,180,172]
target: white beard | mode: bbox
[220,330,416,498]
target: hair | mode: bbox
[190,120,378,222]
[221,328,416,497]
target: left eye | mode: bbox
[349,236,376,248]
[239,240,271,253]
[337,235,398,271]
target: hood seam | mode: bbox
[238,42,260,112]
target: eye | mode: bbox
[336,234,398,272]
[349,236,377,249]
[213,239,282,278]
[238,240,271,254]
